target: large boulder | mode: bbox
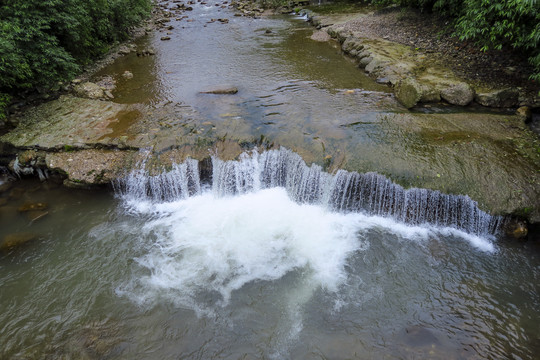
[475,88,519,108]
[395,78,423,109]
[440,82,475,106]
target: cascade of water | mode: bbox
[116,148,505,236]
[114,156,200,202]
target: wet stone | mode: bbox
[516,106,532,121]
[1,232,39,251]
[17,202,48,212]
[200,86,238,95]
[117,46,132,55]
[137,48,156,56]
[505,219,528,240]
[404,326,440,346]
[475,88,519,108]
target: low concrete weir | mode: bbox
[115,148,504,237]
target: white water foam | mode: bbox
[117,186,495,312]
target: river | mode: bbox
[1,1,539,359]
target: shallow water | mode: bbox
[88,1,540,211]
[1,1,540,359]
[1,173,539,359]
[93,4,398,164]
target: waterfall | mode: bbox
[115,148,504,237]
[113,150,201,202]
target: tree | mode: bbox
[0,0,152,120]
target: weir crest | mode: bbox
[114,148,505,237]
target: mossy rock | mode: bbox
[395,78,422,109]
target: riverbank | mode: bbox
[301,4,540,112]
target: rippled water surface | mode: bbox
[1,1,540,359]
[1,168,540,359]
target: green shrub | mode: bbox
[0,0,151,98]
[0,93,11,122]
[454,0,540,82]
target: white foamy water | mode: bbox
[115,148,505,237]
[118,186,495,313]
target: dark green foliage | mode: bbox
[368,0,540,82]
[0,93,11,122]
[0,0,151,118]
[454,0,540,81]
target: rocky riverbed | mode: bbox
[0,0,539,231]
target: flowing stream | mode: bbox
[1,1,540,359]
[1,159,540,359]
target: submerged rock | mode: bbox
[440,82,475,106]
[311,30,330,42]
[9,187,25,199]
[0,181,13,193]
[1,232,39,251]
[17,202,48,212]
[200,86,239,94]
[25,210,49,223]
